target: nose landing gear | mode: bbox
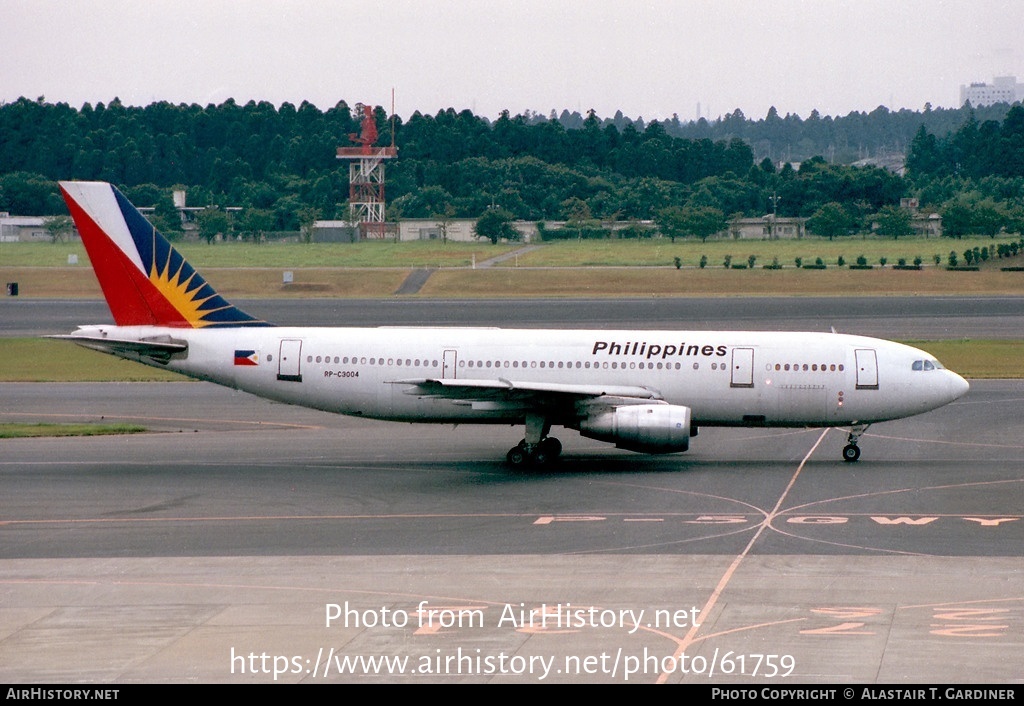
[842,425,870,462]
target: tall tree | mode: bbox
[807,202,854,240]
[874,205,913,239]
[196,206,231,244]
[474,207,517,244]
[657,205,726,243]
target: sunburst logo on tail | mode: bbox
[146,226,233,328]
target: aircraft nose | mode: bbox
[948,371,970,401]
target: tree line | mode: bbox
[1,96,1024,240]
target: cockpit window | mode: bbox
[912,359,941,371]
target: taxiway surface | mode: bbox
[1,297,1022,683]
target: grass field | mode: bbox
[0,240,515,268]
[4,263,1022,299]
[506,235,1024,268]
[2,234,1020,269]
[422,266,1024,297]
[3,235,1024,299]
[0,423,147,439]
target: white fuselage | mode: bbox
[78,325,970,431]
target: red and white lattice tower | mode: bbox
[336,103,397,239]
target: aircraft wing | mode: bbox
[390,377,664,413]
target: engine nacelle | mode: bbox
[577,404,692,454]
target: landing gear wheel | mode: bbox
[842,444,861,463]
[506,446,529,467]
[506,444,547,468]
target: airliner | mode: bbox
[54,181,969,466]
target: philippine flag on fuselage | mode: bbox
[234,350,258,366]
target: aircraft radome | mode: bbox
[53,181,970,467]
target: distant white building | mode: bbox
[311,220,360,242]
[397,218,482,242]
[311,218,544,243]
[729,216,807,240]
[912,213,943,238]
[960,76,1024,107]
[0,215,48,242]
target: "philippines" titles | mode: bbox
[592,340,728,360]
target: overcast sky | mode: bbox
[3,0,1021,122]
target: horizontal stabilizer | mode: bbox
[47,333,187,365]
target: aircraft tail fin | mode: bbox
[59,181,268,328]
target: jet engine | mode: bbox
[577,404,692,453]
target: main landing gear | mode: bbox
[842,425,870,462]
[506,436,562,467]
[506,413,562,468]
